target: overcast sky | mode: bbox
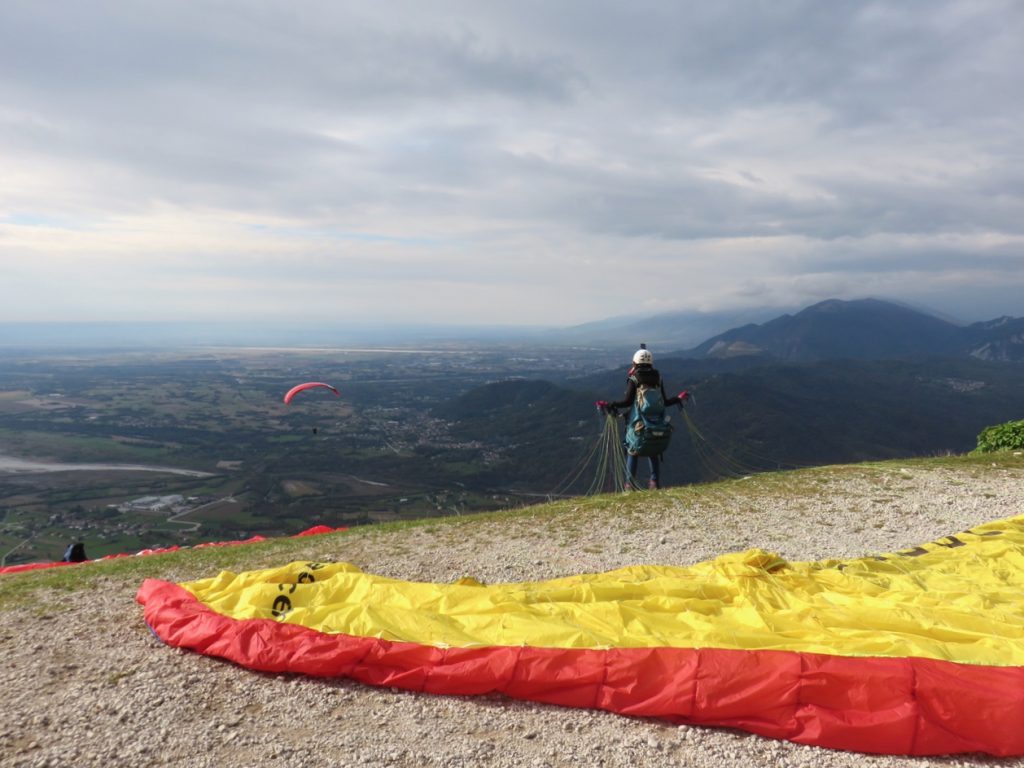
[1,0,1022,328]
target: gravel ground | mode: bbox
[2,460,1023,768]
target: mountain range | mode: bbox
[680,298,1024,362]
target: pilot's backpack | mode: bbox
[624,378,673,457]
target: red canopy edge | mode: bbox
[0,526,347,576]
[136,578,1024,757]
[0,560,78,575]
[283,382,340,404]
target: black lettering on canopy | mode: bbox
[272,595,292,618]
[964,528,1003,538]
[897,547,929,558]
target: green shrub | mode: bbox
[973,419,1024,454]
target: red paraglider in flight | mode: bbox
[283,382,340,404]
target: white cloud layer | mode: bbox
[1,0,1022,325]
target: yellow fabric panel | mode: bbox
[181,515,1024,666]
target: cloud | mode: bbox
[0,0,1022,325]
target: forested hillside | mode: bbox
[441,356,1024,490]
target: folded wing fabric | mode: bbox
[137,515,1024,755]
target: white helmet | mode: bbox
[632,348,653,365]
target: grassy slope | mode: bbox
[3,450,1022,612]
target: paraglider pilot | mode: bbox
[597,346,690,490]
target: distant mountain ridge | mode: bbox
[684,299,1024,362]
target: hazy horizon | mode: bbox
[0,295,1017,351]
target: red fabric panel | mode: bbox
[193,537,267,549]
[599,646,698,717]
[0,560,77,575]
[792,654,917,752]
[912,656,1024,755]
[292,525,347,537]
[1,526,346,576]
[93,548,178,563]
[136,579,1024,756]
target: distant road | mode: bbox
[0,455,214,477]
